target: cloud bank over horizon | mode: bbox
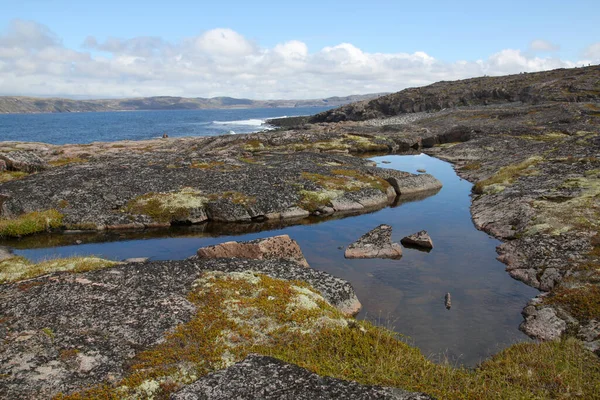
[0,19,598,100]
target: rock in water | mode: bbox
[445,292,452,310]
[401,230,434,249]
[0,246,13,261]
[172,354,434,400]
[197,234,309,267]
[345,224,403,259]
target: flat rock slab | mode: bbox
[345,224,403,259]
[401,230,434,249]
[172,354,434,400]
[0,258,360,399]
[197,234,309,267]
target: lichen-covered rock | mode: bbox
[0,258,361,398]
[171,354,434,400]
[373,168,442,196]
[0,150,47,172]
[197,235,309,267]
[520,299,567,341]
[401,230,434,249]
[0,245,12,261]
[345,224,403,259]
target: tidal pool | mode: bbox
[13,154,538,366]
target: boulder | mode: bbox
[197,235,309,267]
[401,231,434,249]
[0,151,47,173]
[370,168,442,196]
[172,354,434,400]
[345,224,403,259]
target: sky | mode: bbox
[0,0,598,99]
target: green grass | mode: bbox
[545,284,600,322]
[0,255,121,283]
[55,272,600,400]
[0,171,29,183]
[473,157,543,194]
[49,157,88,167]
[0,209,63,238]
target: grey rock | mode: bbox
[0,150,48,173]
[520,302,567,341]
[0,258,361,398]
[124,257,150,263]
[401,230,434,249]
[345,224,403,259]
[171,354,434,400]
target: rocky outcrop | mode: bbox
[172,354,434,400]
[0,150,47,172]
[310,65,600,122]
[401,231,434,249]
[345,224,403,259]
[371,168,443,195]
[197,235,309,267]
[0,257,361,398]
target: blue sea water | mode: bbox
[0,106,332,145]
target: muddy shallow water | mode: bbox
[12,154,538,366]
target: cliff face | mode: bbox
[310,65,600,122]
[0,93,386,114]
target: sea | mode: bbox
[0,106,333,145]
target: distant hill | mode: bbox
[0,93,387,114]
[310,65,600,122]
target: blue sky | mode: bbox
[0,0,598,98]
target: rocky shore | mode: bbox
[1,65,600,398]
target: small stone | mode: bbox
[401,230,434,249]
[445,292,452,310]
[417,169,426,173]
[345,224,403,259]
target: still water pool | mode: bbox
[14,154,538,366]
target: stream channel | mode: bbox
[12,154,539,366]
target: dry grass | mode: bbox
[0,256,120,283]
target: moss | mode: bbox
[0,209,64,238]
[529,175,600,235]
[545,284,600,322]
[190,161,225,169]
[244,139,264,151]
[49,157,87,167]
[208,191,256,206]
[459,162,482,171]
[0,171,29,183]
[42,327,55,340]
[126,188,208,223]
[0,256,121,284]
[298,189,344,212]
[511,132,570,142]
[473,157,543,194]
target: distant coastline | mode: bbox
[0,93,386,114]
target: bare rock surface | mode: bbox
[0,245,12,261]
[172,354,434,400]
[0,151,440,232]
[0,258,361,398]
[197,234,309,267]
[0,150,47,172]
[345,224,403,259]
[401,231,434,249]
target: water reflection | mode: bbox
[12,154,538,366]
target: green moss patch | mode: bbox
[529,175,600,235]
[545,284,600,322]
[0,171,29,183]
[0,256,120,284]
[49,157,88,167]
[125,188,208,223]
[473,157,543,194]
[0,209,64,238]
[459,162,482,171]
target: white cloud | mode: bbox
[0,20,593,99]
[584,43,600,61]
[529,39,559,52]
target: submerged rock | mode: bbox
[197,234,309,267]
[401,230,434,249]
[345,224,403,259]
[172,354,434,400]
[0,246,13,262]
